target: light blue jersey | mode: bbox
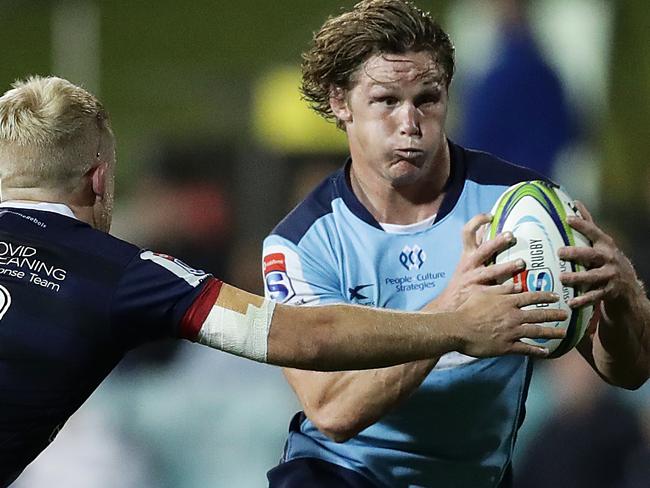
[263,142,546,488]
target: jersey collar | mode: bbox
[337,139,467,229]
[0,201,79,220]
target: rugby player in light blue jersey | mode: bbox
[263,1,650,487]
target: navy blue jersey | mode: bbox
[0,203,221,486]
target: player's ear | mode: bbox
[89,163,108,197]
[329,86,352,124]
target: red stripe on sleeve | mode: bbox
[179,278,223,341]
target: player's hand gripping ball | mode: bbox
[485,181,595,357]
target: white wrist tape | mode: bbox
[196,298,276,363]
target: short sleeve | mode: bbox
[110,250,215,349]
[262,234,344,306]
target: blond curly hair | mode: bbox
[301,0,455,126]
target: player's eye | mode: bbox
[415,91,441,107]
[373,96,398,107]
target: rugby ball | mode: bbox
[486,180,593,358]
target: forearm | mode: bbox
[559,209,650,389]
[285,359,437,442]
[189,283,565,368]
[182,283,459,370]
[267,302,458,370]
[594,282,650,388]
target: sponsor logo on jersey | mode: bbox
[0,210,46,228]
[384,271,446,293]
[347,283,375,306]
[399,244,427,270]
[263,253,287,274]
[0,241,67,282]
[140,251,207,287]
[0,242,67,292]
[263,253,295,303]
[0,284,11,320]
[348,284,373,301]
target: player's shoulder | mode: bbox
[454,141,552,186]
[80,224,142,263]
[0,207,140,265]
[59,215,141,264]
[270,166,345,245]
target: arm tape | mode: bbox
[196,298,276,363]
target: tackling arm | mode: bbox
[181,281,566,373]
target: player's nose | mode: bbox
[398,103,421,137]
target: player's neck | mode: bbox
[349,151,450,226]
[1,187,97,229]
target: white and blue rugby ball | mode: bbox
[486,180,594,358]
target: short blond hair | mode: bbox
[0,76,113,191]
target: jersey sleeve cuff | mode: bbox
[178,277,223,340]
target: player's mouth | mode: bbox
[393,148,424,161]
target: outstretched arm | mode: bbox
[269,284,565,370]
[559,202,650,390]
[180,279,566,372]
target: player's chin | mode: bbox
[388,161,427,187]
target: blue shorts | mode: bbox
[267,458,378,488]
[267,458,514,488]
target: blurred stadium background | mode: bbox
[3,0,649,486]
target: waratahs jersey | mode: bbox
[263,141,545,488]
[0,202,222,487]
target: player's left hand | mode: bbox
[558,201,642,311]
[426,213,524,312]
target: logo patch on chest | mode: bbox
[399,244,427,270]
